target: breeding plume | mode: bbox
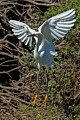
[9,9,76,105]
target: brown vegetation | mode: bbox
[0,0,80,119]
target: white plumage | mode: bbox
[9,9,76,105]
[9,9,76,71]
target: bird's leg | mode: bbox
[32,63,41,106]
[43,70,48,105]
[39,72,43,88]
[32,70,39,106]
[37,63,43,92]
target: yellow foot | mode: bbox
[43,95,48,106]
[32,94,38,106]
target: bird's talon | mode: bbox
[43,95,48,106]
[32,94,38,106]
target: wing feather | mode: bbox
[38,9,76,41]
[9,20,35,46]
[12,29,26,36]
[18,33,27,40]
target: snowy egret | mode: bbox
[9,9,76,105]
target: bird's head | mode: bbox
[28,32,46,42]
[28,32,42,37]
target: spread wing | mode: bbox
[9,20,36,46]
[38,9,76,41]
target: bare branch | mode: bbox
[23,0,58,6]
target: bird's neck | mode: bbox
[35,37,41,53]
[34,37,41,59]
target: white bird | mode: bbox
[9,9,76,105]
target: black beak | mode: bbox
[28,34,35,37]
